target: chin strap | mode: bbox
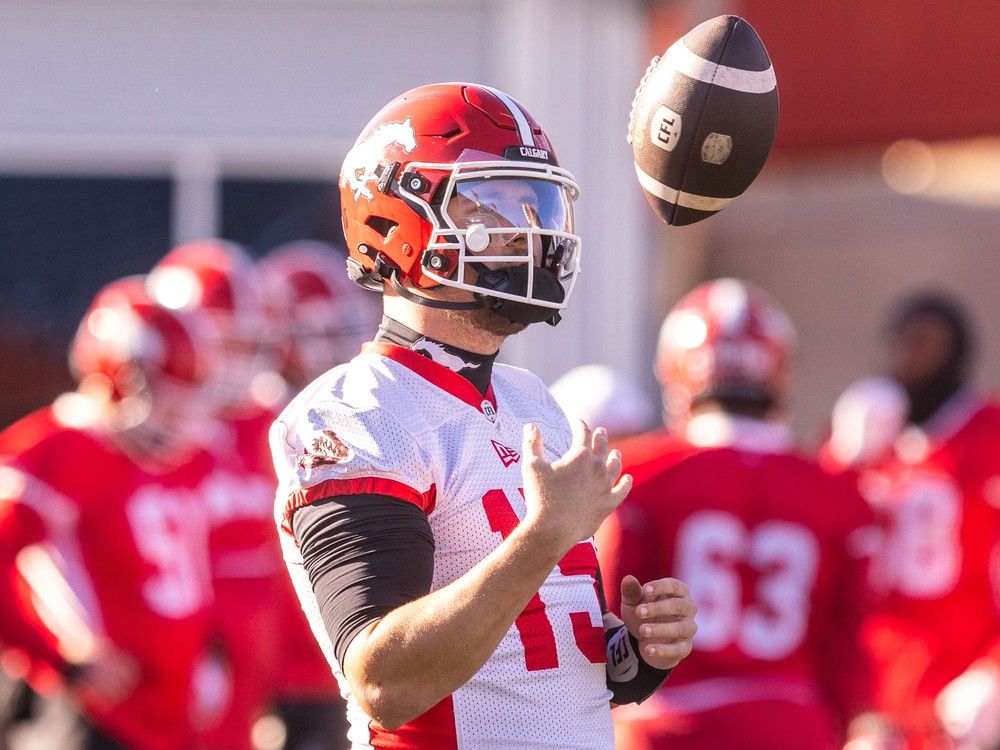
[375,257,563,326]
[388,270,486,311]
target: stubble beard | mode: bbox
[442,303,527,343]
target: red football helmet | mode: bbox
[147,240,279,411]
[68,275,217,460]
[656,278,796,426]
[339,82,581,326]
[258,240,381,386]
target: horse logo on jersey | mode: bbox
[341,118,417,201]
[412,338,481,374]
[491,439,520,467]
[297,429,352,470]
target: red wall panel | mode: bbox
[652,1,1000,150]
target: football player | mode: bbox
[839,293,1000,749]
[597,279,878,750]
[270,82,698,749]
[259,240,382,392]
[149,241,346,750]
[0,277,217,750]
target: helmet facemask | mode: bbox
[206,314,282,411]
[113,373,215,464]
[398,152,581,326]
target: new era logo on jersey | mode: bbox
[491,440,520,468]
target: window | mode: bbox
[220,178,341,257]
[0,174,172,427]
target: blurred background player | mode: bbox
[598,278,878,750]
[258,240,381,392]
[258,241,372,749]
[0,276,218,750]
[549,364,657,441]
[830,293,1000,749]
[148,240,346,750]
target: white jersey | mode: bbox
[271,342,613,749]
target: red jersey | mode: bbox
[0,404,215,750]
[198,401,336,750]
[203,404,285,581]
[599,414,874,750]
[854,390,1000,747]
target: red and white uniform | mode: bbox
[599,414,874,750]
[201,401,337,749]
[852,389,1000,748]
[272,342,613,750]
[205,404,286,583]
[0,406,215,750]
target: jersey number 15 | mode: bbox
[482,489,605,671]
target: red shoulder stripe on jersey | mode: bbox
[369,693,458,749]
[363,342,498,415]
[283,477,437,532]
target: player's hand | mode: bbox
[521,420,632,551]
[620,574,696,671]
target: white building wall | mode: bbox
[0,0,653,388]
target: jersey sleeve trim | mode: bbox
[283,476,437,532]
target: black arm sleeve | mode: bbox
[291,493,435,667]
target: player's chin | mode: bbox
[470,308,528,337]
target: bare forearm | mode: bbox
[342,419,633,729]
[346,521,565,728]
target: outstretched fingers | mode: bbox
[605,447,623,482]
[591,425,609,455]
[610,472,632,507]
[570,417,594,454]
[522,423,545,465]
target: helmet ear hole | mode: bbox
[365,216,399,239]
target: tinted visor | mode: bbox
[447,177,574,233]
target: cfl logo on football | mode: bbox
[651,105,682,152]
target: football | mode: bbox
[628,15,779,226]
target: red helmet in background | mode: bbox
[656,278,796,427]
[147,240,279,411]
[258,240,381,387]
[339,82,581,326]
[68,275,216,460]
